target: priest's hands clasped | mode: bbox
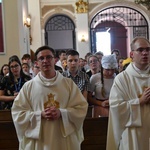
[140,87,150,105]
[41,106,61,120]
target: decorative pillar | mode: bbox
[28,0,42,52]
[75,0,90,59]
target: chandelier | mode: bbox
[135,0,150,10]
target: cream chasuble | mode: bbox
[11,71,88,150]
[107,63,150,150]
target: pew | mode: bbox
[81,117,108,150]
[82,105,108,150]
[0,110,19,150]
[0,110,108,150]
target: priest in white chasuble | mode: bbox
[11,45,88,150]
[107,37,150,150]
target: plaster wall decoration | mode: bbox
[88,0,150,23]
[54,7,63,13]
[76,0,88,13]
[89,3,102,13]
[41,4,76,29]
[42,5,74,16]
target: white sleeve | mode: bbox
[11,84,42,142]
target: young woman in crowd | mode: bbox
[0,55,31,109]
[0,64,9,79]
[88,54,118,117]
[86,55,100,78]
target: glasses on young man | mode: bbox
[37,55,54,62]
[134,47,150,53]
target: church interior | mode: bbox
[0,0,150,149]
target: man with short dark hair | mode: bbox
[11,45,88,150]
[62,50,90,100]
[21,54,31,63]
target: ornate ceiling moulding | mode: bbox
[55,7,63,13]
[42,5,74,16]
[89,3,102,12]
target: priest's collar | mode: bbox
[133,63,149,74]
[39,71,57,82]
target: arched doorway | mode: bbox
[90,6,149,58]
[45,14,76,51]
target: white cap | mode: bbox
[101,54,118,69]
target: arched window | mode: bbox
[45,15,76,51]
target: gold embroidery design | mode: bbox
[44,93,60,109]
